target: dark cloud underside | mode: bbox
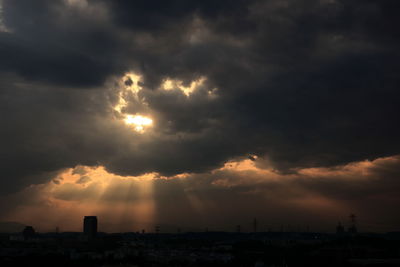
[0,0,399,195]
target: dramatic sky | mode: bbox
[0,0,399,233]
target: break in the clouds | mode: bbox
[0,0,399,230]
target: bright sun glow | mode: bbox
[125,115,153,132]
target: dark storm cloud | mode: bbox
[0,0,121,86]
[0,73,119,192]
[107,0,249,31]
[0,0,400,194]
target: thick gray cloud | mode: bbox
[0,0,399,196]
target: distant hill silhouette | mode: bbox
[0,221,26,233]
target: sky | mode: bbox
[0,0,399,233]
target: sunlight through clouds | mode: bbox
[0,166,158,232]
[162,76,207,96]
[111,72,155,133]
[124,114,153,132]
[2,155,400,232]
[113,72,144,114]
[0,0,399,236]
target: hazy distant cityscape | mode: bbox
[1,215,400,266]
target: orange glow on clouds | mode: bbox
[1,166,157,232]
[1,155,399,232]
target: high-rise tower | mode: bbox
[83,216,97,239]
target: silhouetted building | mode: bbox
[253,218,258,233]
[336,222,345,234]
[22,226,35,240]
[83,216,97,239]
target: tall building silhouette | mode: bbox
[22,226,35,240]
[83,216,97,239]
[336,222,345,235]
